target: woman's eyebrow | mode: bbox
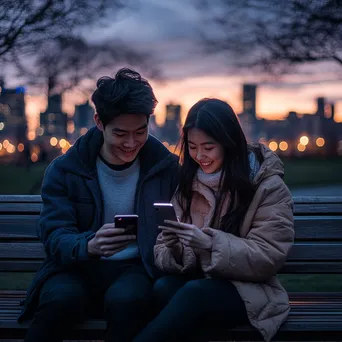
[188,140,215,145]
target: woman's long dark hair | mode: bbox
[176,98,257,236]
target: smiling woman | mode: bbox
[188,128,224,174]
[133,98,295,342]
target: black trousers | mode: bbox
[24,259,153,342]
[133,275,249,342]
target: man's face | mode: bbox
[95,113,149,165]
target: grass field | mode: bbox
[0,162,48,195]
[282,157,342,186]
[0,157,342,194]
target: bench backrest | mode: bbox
[0,195,342,274]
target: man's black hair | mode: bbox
[91,68,158,126]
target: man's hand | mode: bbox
[159,220,213,250]
[88,223,136,257]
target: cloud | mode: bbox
[260,77,342,89]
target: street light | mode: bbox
[299,136,309,146]
[269,141,278,151]
[17,143,24,152]
[297,143,306,152]
[316,137,325,147]
[279,141,288,151]
[50,137,58,146]
[59,139,67,148]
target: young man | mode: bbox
[19,68,179,342]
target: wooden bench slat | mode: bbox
[0,203,42,213]
[2,315,342,331]
[0,215,39,236]
[0,196,341,214]
[2,241,342,261]
[2,260,342,273]
[288,242,342,261]
[1,290,341,300]
[280,261,342,273]
[294,203,342,215]
[1,215,342,241]
[0,234,39,240]
[294,216,342,240]
[0,243,45,259]
[0,260,42,271]
[0,195,42,203]
[1,202,341,214]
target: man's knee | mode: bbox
[38,274,88,315]
[40,286,86,314]
[104,281,150,311]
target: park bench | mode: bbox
[0,194,342,341]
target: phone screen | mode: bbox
[153,203,178,226]
[114,215,138,235]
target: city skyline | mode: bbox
[1,75,341,143]
[19,73,342,139]
[1,78,341,163]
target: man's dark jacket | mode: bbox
[18,127,179,322]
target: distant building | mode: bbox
[239,84,258,142]
[40,94,67,138]
[73,101,94,140]
[161,104,182,145]
[149,114,161,139]
[0,78,27,143]
[243,84,257,117]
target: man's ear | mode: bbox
[94,113,104,132]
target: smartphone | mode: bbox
[114,215,138,235]
[153,203,178,227]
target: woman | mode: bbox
[134,98,294,342]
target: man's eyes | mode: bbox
[114,130,146,137]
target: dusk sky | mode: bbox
[5,0,342,135]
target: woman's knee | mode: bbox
[181,279,206,294]
[153,275,187,304]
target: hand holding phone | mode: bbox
[154,203,179,247]
[88,222,136,257]
[153,203,178,225]
[115,215,138,235]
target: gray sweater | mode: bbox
[96,156,140,260]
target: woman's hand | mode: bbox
[161,230,179,247]
[159,220,213,250]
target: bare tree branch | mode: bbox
[14,35,161,99]
[0,0,126,59]
[196,0,342,72]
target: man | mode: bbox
[19,68,179,342]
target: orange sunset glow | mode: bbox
[25,74,342,137]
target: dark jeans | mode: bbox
[24,259,152,342]
[134,275,249,342]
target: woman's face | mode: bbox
[187,128,224,174]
